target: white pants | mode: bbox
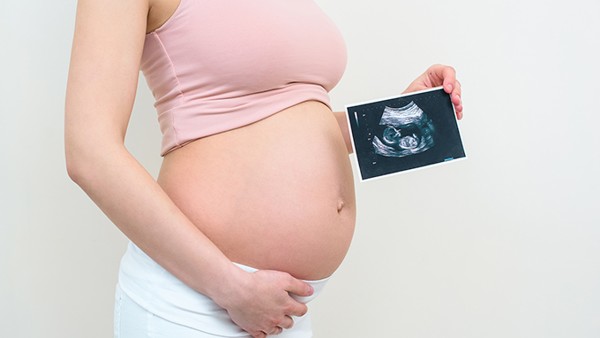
[114,284,315,338]
[114,243,329,337]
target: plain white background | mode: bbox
[1,0,599,337]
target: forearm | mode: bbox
[333,110,353,154]
[66,143,240,302]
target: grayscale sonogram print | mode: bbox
[346,87,466,181]
[372,102,435,158]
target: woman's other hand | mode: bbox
[403,64,463,120]
[214,268,313,338]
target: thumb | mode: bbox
[285,276,313,297]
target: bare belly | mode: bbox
[157,101,356,280]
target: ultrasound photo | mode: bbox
[346,87,466,181]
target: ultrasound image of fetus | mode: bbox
[372,101,435,158]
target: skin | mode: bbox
[158,100,357,281]
[64,0,462,337]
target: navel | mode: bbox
[337,199,345,213]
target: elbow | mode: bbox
[65,138,127,186]
[65,146,87,185]
[65,161,82,185]
[64,138,100,185]
[64,122,119,185]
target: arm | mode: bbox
[65,1,310,336]
[333,110,354,154]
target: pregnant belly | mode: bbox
[157,101,356,280]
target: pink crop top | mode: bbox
[140,0,347,155]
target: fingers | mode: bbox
[259,320,288,337]
[432,64,463,119]
[451,79,463,119]
[285,275,313,298]
[227,270,307,338]
[251,316,292,337]
[279,315,294,330]
[286,300,308,318]
[437,65,457,94]
[263,327,283,336]
[255,315,293,337]
[282,276,311,317]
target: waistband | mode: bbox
[117,242,329,336]
[232,262,330,304]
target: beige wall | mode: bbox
[2,0,599,337]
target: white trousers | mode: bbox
[114,284,314,338]
[114,243,330,337]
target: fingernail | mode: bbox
[445,83,453,92]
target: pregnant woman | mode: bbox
[65,0,463,337]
